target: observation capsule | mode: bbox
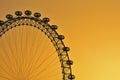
[68,74,75,79]
[15,11,22,16]
[34,12,41,18]
[63,47,70,52]
[58,35,65,40]
[6,14,13,20]
[50,25,58,30]
[42,17,50,23]
[25,10,32,16]
[66,60,73,65]
[0,20,4,26]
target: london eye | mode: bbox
[0,10,75,80]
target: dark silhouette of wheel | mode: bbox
[0,10,75,80]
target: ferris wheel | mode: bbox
[0,10,75,80]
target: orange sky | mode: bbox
[1,0,120,80]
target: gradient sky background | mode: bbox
[1,0,120,80]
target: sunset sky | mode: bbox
[1,0,120,80]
